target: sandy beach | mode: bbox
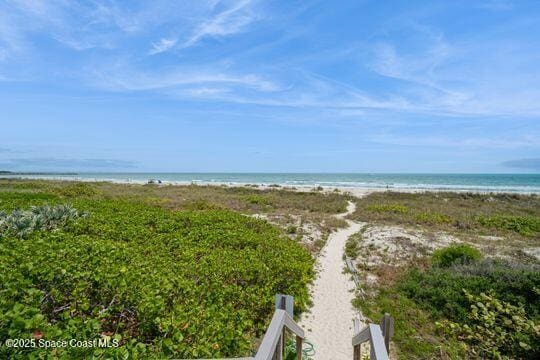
[4,174,539,197]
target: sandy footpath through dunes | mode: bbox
[298,201,364,360]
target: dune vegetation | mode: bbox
[349,191,540,259]
[0,180,352,358]
[3,180,351,254]
[356,246,540,359]
[349,192,540,359]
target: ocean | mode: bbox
[2,173,540,193]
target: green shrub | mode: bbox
[182,199,220,210]
[243,195,271,205]
[366,204,408,214]
[55,183,97,197]
[345,233,361,259]
[414,212,451,224]
[438,291,540,359]
[398,259,540,322]
[0,198,314,358]
[432,244,481,268]
[394,259,540,358]
[286,225,298,234]
[476,214,540,236]
[353,287,465,359]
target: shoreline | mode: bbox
[1,174,540,196]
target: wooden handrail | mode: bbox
[352,324,388,360]
[352,314,393,360]
[186,296,394,360]
[254,309,304,360]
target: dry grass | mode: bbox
[350,191,539,226]
[348,191,540,260]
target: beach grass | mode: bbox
[350,191,539,231]
[349,191,540,258]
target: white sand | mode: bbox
[298,201,364,360]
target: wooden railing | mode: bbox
[352,314,394,360]
[228,294,304,360]
[193,295,393,360]
[254,308,304,360]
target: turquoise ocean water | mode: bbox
[3,173,540,193]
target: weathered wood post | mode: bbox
[275,294,294,316]
[379,313,394,353]
[281,328,286,359]
[353,345,361,360]
[353,317,361,360]
[278,333,284,360]
[281,296,286,358]
[296,335,302,360]
[275,294,295,360]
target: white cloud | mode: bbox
[2,0,539,120]
[181,0,255,48]
[0,10,28,60]
[88,63,281,94]
[1,1,252,56]
[146,0,256,54]
[366,26,540,117]
[149,37,178,55]
[185,87,229,96]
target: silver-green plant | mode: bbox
[0,204,86,239]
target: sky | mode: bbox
[0,0,539,173]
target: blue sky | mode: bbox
[1,0,539,173]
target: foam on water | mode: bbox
[2,173,540,193]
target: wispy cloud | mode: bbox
[0,0,112,56]
[88,61,281,94]
[181,0,255,48]
[0,9,28,60]
[149,37,178,55]
[369,134,539,149]
[0,157,138,171]
[1,0,539,120]
[101,15,540,118]
[148,0,257,54]
[1,1,249,57]
[364,22,540,117]
[501,158,540,170]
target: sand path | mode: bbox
[299,201,364,360]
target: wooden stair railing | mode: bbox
[254,308,304,360]
[251,294,304,360]
[210,295,303,360]
[188,295,394,360]
[352,314,394,360]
